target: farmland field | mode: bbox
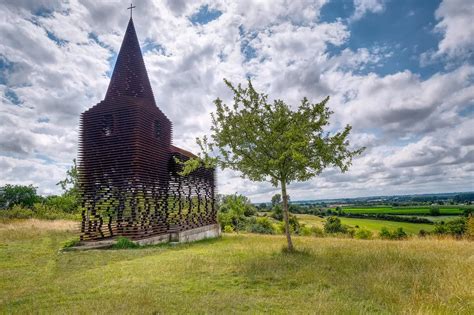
[341,206,464,215]
[297,214,435,234]
[0,219,473,314]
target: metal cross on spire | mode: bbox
[127,3,136,19]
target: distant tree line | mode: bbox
[0,161,80,220]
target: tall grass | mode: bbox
[0,219,472,314]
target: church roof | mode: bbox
[170,145,197,159]
[105,18,155,102]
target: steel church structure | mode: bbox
[78,15,217,242]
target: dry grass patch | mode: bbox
[0,218,78,231]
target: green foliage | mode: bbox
[289,215,300,234]
[219,194,255,216]
[0,205,35,219]
[354,228,373,240]
[112,237,140,249]
[179,78,363,250]
[0,184,39,209]
[63,239,80,249]
[44,195,79,213]
[299,225,312,236]
[379,227,408,240]
[200,79,363,185]
[453,192,474,203]
[246,217,275,234]
[223,225,234,233]
[343,213,433,224]
[257,203,270,212]
[463,207,473,217]
[56,159,79,198]
[0,204,79,221]
[429,205,440,216]
[271,204,283,221]
[343,206,463,215]
[218,194,256,231]
[418,229,428,237]
[434,218,467,237]
[393,227,408,239]
[324,216,347,234]
[271,194,281,207]
[274,215,301,235]
[310,226,325,237]
[32,203,71,220]
[243,205,256,217]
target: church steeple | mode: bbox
[105,17,155,102]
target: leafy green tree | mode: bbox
[271,194,281,207]
[0,184,39,209]
[324,216,346,234]
[429,205,440,216]
[57,159,79,198]
[180,79,363,251]
[54,159,80,212]
[218,194,256,231]
[272,204,283,221]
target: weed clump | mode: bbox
[379,227,408,240]
[63,238,80,249]
[112,237,140,249]
[355,228,373,240]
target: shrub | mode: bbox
[243,206,256,217]
[324,216,346,233]
[434,218,467,237]
[33,203,78,220]
[44,195,79,213]
[63,239,80,248]
[379,227,392,239]
[310,226,324,237]
[430,205,440,216]
[463,208,473,217]
[289,215,300,234]
[418,229,428,237]
[223,225,234,233]
[393,227,407,239]
[433,223,448,234]
[354,228,372,240]
[218,194,257,230]
[218,210,247,231]
[112,237,140,249]
[446,218,467,237]
[247,217,275,234]
[0,205,34,219]
[271,205,283,221]
[379,227,407,240]
[299,225,312,236]
[344,213,433,224]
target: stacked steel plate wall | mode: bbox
[78,18,216,241]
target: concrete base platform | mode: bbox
[68,224,221,251]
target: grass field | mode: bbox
[297,214,435,234]
[1,219,473,314]
[342,206,464,215]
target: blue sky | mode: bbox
[0,0,473,201]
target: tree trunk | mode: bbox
[281,180,294,251]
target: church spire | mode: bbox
[105,16,155,102]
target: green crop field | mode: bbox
[1,219,473,314]
[296,214,435,234]
[341,206,464,215]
